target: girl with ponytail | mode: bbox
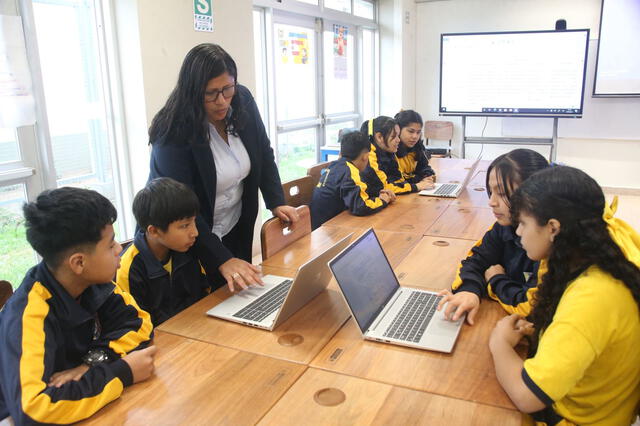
[359,116,434,195]
[489,165,640,425]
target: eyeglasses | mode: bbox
[204,84,236,103]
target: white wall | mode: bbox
[414,0,640,189]
[114,0,256,192]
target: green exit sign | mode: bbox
[194,0,213,32]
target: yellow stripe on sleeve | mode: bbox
[368,144,394,192]
[20,282,123,424]
[107,285,153,357]
[114,244,140,293]
[346,162,384,209]
[450,226,494,290]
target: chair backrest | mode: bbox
[424,121,453,143]
[282,175,315,207]
[0,280,14,309]
[260,205,312,260]
[307,161,331,186]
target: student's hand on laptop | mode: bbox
[123,345,157,384]
[417,176,436,191]
[437,289,480,325]
[47,364,90,388]
[219,257,264,292]
[484,264,506,282]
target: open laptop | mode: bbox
[328,229,463,353]
[207,234,352,330]
[419,158,481,198]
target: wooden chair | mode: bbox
[282,175,315,208]
[424,120,453,158]
[0,280,14,309]
[260,205,312,260]
[307,161,331,186]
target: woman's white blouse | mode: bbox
[208,123,251,238]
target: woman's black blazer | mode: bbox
[148,84,285,277]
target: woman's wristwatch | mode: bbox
[82,349,109,366]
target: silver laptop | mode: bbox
[419,158,481,198]
[328,229,463,353]
[207,234,352,330]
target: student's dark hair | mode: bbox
[510,166,640,349]
[133,178,200,231]
[486,149,549,204]
[23,187,117,268]
[360,116,397,149]
[339,131,370,161]
[148,43,243,145]
[394,110,423,130]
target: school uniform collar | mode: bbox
[35,261,113,327]
[133,229,192,279]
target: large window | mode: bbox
[0,0,129,287]
[253,2,378,182]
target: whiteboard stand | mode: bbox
[461,116,558,163]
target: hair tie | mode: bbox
[368,119,374,136]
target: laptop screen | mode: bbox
[329,229,399,332]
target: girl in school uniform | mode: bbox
[438,149,549,324]
[359,116,434,195]
[394,110,436,185]
[490,165,640,425]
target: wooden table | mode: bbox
[310,301,517,410]
[425,204,496,241]
[394,235,476,290]
[259,368,521,426]
[80,331,306,425]
[79,158,523,424]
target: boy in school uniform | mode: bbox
[116,177,210,326]
[310,131,395,229]
[0,187,155,425]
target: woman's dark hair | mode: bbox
[486,149,549,204]
[340,131,370,161]
[133,177,200,231]
[149,43,242,145]
[510,166,640,348]
[360,116,397,149]
[23,187,117,268]
[394,110,423,130]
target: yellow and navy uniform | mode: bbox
[522,197,640,426]
[523,266,640,426]
[116,230,210,326]
[451,222,545,316]
[361,143,416,195]
[0,261,153,424]
[310,157,388,229]
[396,141,435,183]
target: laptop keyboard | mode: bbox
[233,279,293,322]
[433,183,458,196]
[383,292,442,343]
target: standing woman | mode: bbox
[394,110,436,185]
[148,44,298,292]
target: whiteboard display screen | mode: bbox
[439,29,589,117]
[593,0,640,97]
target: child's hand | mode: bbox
[47,364,90,388]
[437,289,480,325]
[515,318,535,336]
[123,345,157,384]
[484,264,506,282]
[380,189,396,204]
[417,177,435,191]
[490,314,529,349]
